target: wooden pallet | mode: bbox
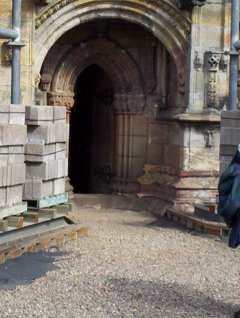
[0,203,73,233]
[166,208,230,236]
[25,193,68,209]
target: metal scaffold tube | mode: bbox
[10,0,22,105]
[228,0,240,111]
[0,0,23,105]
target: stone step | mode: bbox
[166,208,229,236]
[193,203,224,223]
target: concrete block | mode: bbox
[25,142,55,155]
[27,125,56,144]
[23,179,33,200]
[0,187,6,207]
[6,185,23,206]
[56,149,66,159]
[0,125,27,146]
[55,122,67,142]
[26,160,57,180]
[8,154,25,164]
[25,153,55,163]
[56,159,66,178]
[0,155,8,165]
[65,159,68,176]
[53,106,66,121]
[30,179,53,200]
[55,143,66,152]
[53,178,65,195]
[9,145,24,154]
[11,163,25,185]
[0,104,25,125]
[25,105,53,122]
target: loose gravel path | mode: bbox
[0,201,240,318]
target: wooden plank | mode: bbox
[0,220,8,232]
[0,202,27,219]
[22,212,39,223]
[7,216,24,228]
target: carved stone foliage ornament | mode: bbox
[47,91,74,111]
[114,94,146,114]
[204,51,221,109]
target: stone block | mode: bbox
[25,105,53,122]
[24,179,53,200]
[11,163,25,185]
[0,187,6,207]
[132,136,147,157]
[56,159,66,178]
[0,125,27,146]
[55,122,67,142]
[6,185,23,206]
[23,179,33,199]
[26,160,57,180]
[25,153,55,163]
[55,143,66,152]
[53,106,66,121]
[27,125,56,144]
[0,104,25,125]
[53,178,65,195]
[55,149,66,159]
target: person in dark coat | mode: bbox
[218,145,240,318]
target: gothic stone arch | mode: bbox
[35,0,191,79]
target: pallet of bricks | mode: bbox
[0,105,27,231]
[23,105,68,211]
[220,111,240,176]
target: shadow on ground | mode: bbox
[0,248,69,290]
[105,277,238,317]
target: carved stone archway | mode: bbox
[43,36,148,188]
[35,0,191,78]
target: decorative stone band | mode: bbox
[47,91,74,111]
[113,94,146,115]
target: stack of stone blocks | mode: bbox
[23,105,67,201]
[0,105,27,218]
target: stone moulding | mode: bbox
[35,0,191,78]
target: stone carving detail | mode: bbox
[204,52,221,109]
[36,0,74,28]
[1,42,12,66]
[47,91,74,110]
[194,51,204,70]
[40,73,52,91]
[114,94,146,114]
[204,130,215,148]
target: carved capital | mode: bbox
[47,91,74,110]
[1,42,12,66]
[114,94,146,114]
[205,51,221,72]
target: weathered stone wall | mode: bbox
[0,1,35,105]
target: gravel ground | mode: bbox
[0,200,240,318]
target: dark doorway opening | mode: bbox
[69,64,114,193]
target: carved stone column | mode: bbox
[111,94,146,194]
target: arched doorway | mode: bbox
[69,64,115,193]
